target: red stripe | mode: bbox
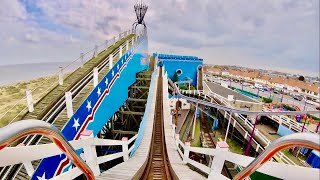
[55,44,140,175]
[56,158,70,175]
[74,59,128,140]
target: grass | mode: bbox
[214,128,245,154]
[0,75,58,127]
[0,34,135,127]
[282,148,305,166]
[23,34,135,120]
[191,118,201,147]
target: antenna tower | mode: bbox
[132,1,148,32]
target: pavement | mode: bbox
[208,78,319,113]
[205,81,256,102]
[231,81,319,111]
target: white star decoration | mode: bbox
[97,87,101,97]
[37,172,47,180]
[117,64,119,70]
[72,118,80,131]
[121,59,124,64]
[112,70,115,77]
[86,100,92,112]
[105,78,109,86]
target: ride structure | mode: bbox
[0,3,320,180]
[132,1,148,33]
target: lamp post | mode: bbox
[280,90,284,103]
[303,100,307,111]
[256,88,260,97]
[301,117,307,133]
[244,116,259,156]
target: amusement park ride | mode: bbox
[0,1,319,180]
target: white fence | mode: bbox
[0,131,137,179]
[0,29,134,127]
[180,89,297,166]
[167,87,318,179]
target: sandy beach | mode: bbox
[0,75,58,127]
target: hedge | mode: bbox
[262,97,273,103]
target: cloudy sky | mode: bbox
[0,0,319,76]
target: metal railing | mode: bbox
[180,89,298,165]
[0,120,94,180]
[165,80,319,179]
[0,120,138,179]
[0,29,133,128]
[0,30,139,179]
[233,133,320,180]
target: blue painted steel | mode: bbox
[32,34,149,180]
[155,53,203,87]
[300,147,309,155]
[154,53,203,61]
[129,70,158,156]
[212,119,219,130]
[306,150,320,168]
[277,124,294,137]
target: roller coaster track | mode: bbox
[173,85,301,165]
[140,67,173,180]
[0,34,135,180]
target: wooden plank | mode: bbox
[119,111,144,115]
[127,98,147,102]
[111,130,138,135]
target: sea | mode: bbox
[0,62,80,86]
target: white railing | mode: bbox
[170,125,319,180]
[263,107,317,134]
[0,29,134,127]
[0,131,138,179]
[0,31,143,179]
[180,89,298,166]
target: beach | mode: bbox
[0,75,59,127]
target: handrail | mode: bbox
[0,120,94,180]
[233,133,320,180]
[183,88,305,166]
[173,88,319,117]
[1,33,141,180]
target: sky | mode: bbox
[0,0,319,77]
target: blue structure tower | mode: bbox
[154,53,203,87]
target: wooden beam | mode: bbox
[131,86,149,89]
[128,98,147,102]
[136,78,151,80]
[119,111,145,115]
[111,130,137,135]
[132,106,146,109]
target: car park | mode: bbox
[273,90,281,94]
[293,95,303,101]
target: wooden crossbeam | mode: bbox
[128,98,147,102]
[132,106,146,109]
[131,86,149,89]
[111,130,137,135]
[119,111,145,115]
[136,78,151,80]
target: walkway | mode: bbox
[205,81,256,102]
